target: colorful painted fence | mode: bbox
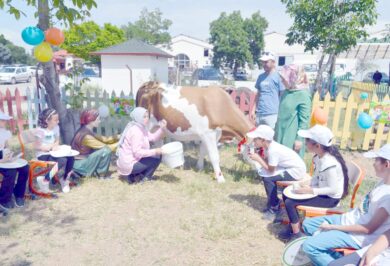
[0,86,388,151]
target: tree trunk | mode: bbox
[314,54,325,93]
[38,0,78,144]
[326,54,336,98]
[315,53,334,97]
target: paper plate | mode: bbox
[283,185,316,200]
[0,158,28,169]
[50,149,79,158]
[282,236,312,266]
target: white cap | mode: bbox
[0,111,12,120]
[364,144,390,161]
[298,125,334,147]
[260,51,276,62]
[246,125,274,141]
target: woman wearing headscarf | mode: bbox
[117,107,167,183]
[71,109,119,178]
[275,64,312,158]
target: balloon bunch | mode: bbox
[21,26,64,62]
[357,92,373,130]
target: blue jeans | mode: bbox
[255,114,278,129]
[302,215,361,266]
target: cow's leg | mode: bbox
[201,131,225,183]
[196,141,207,171]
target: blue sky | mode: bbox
[0,0,389,51]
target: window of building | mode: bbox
[278,56,294,66]
[204,49,209,57]
[174,53,190,69]
[278,56,286,66]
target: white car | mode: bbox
[0,66,31,84]
[27,66,44,77]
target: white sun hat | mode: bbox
[363,144,390,161]
[246,125,275,141]
[298,125,334,147]
[260,51,276,62]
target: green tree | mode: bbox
[0,43,12,64]
[0,0,97,144]
[244,12,268,68]
[121,8,172,46]
[62,21,125,64]
[281,0,377,92]
[209,11,267,72]
[0,34,34,64]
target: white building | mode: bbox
[161,34,213,69]
[339,43,390,81]
[264,31,320,67]
[91,39,172,96]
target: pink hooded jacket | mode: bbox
[116,123,163,175]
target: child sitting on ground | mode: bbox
[246,124,307,221]
[0,111,29,213]
[35,108,74,193]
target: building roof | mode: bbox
[339,43,390,59]
[171,34,213,49]
[91,39,173,58]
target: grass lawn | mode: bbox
[0,144,377,266]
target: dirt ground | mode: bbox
[0,145,375,266]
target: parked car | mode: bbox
[191,67,224,86]
[27,66,44,77]
[363,72,389,84]
[82,68,99,78]
[234,70,248,81]
[0,66,31,84]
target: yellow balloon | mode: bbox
[34,42,53,62]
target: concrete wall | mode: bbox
[101,55,168,96]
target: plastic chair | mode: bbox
[18,129,59,198]
[296,161,365,217]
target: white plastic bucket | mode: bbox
[161,142,184,168]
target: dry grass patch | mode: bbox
[0,145,374,266]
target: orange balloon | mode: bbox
[312,107,328,125]
[45,27,65,46]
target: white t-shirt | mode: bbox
[0,128,12,151]
[34,126,60,157]
[265,141,307,180]
[310,154,345,199]
[356,245,390,266]
[341,181,390,247]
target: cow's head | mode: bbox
[136,81,165,121]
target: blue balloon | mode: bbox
[357,112,373,129]
[21,26,44,45]
[360,92,369,100]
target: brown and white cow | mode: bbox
[136,81,254,183]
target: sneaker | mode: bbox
[14,197,25,208]
[37,175,50,193]
[0,204,8,216]
[140,176,152,183]
[287,232,306,243]
[0,202,9,211]
[60,179,70,193]
[262,208,280,221]
[3,200,15,209]
[278,226,293,241]
[273,208,287,224]
[261,207,270,213]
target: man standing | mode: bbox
[373,70,383,85]
[251,52,285,129]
